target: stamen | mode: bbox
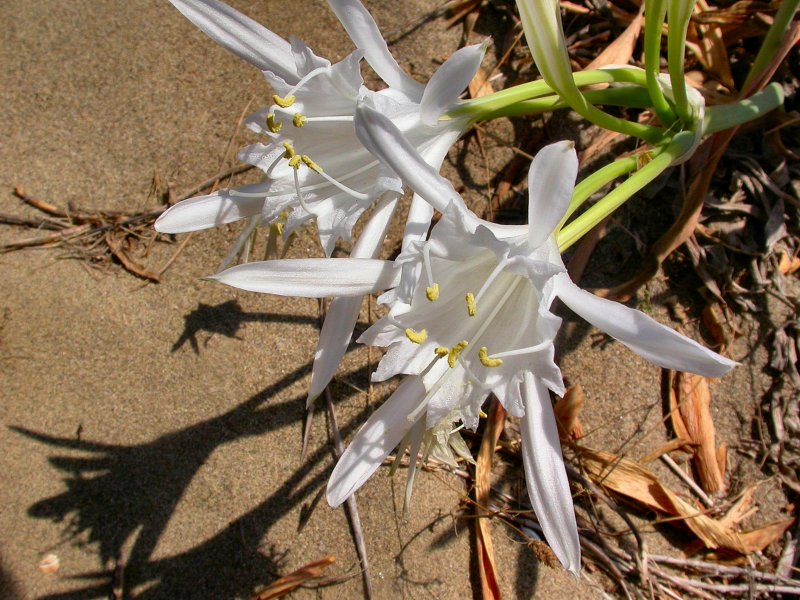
[479,409,488,419]
[448,341,468,368]
[266,113,282,133]
[474,253,509,304]
[293,113,307,127]
[425,284,439,302]
[466,293,477,317]
[282,142,296,159]
[479,347,503,368]
[434,347,449,358]
[422,244,435,290]
[288,155,302,169]
[487,340,550,360]
[405,328,427,344]
[301,155,323,173]
[315,170,372,201]
[292,167,316,215]
[272,94,296,108]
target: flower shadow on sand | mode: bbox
[12,322,374,599]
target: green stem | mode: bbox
[666,0,696,124]
[702,83,785,135]
[643,0,675,125]
[561,156,640,226]
[448,68,650,119]
[742,0,800,92]
[483,87,655,120]
[557,132,695,252]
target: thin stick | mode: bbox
[324,388,373,599]
[660,453,715,508]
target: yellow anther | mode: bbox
[293,113,307,127]
[301,155,323,173]
[479,347,503,368]
[266,113,282,133]
[272,94,296,108]
[282,142,296,158]
[275,222,284,235]
[435,347,449,358]
[448,341,468,368]
[404,328,428,344]
[466,293,476,317]
[425,283,439,302]
[479,409,488,418]
[288,155,302,169]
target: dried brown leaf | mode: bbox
[554,385,585,441]
[639,438,695,465]
[577,447,793,554]
[585,7,643,71]
[671,372,726,494]
[475,399,505,600]
[778,250,800,275]
[469,67,495,99]
[251,556,336,600]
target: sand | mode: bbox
[1,1,783,599]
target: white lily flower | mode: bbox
[323,141,736,576]
[155,0,488,256]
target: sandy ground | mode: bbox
[1,1,786,599]
[0,1,601,598]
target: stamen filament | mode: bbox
[488,340,550,359]
[474,253,509,303]
[317,169,371,200]
[293,167,316,216]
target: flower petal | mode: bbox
[354,99,464,214]
[420,40,489,126]
[327,376,426,507]
[527,141,578,248]
[211,258,400,297]
[326,0,424,101]
[520,372,581,576]
[553,273,737,378]
[307,192,399,403]
[154,184,266,233]
[168,0,298,83]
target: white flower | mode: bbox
[155,0,487,256]
[323,141,736,576]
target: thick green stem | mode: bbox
[557,132,695,252]
[742,0,800,92]
[561,156,640,226]
[702,83,784,134]
[666,0,697,124]
[448,68,649,119]
[482,87,654,120]
[643,0,675,125]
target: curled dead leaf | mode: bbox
[250,556,335,600]
[554,385,585,441]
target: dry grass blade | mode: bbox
[669,372,726,494]
[577,446,794,554]
[474,398,505,600]
[250,556,336,600]
[584,6,644,71]
[686,0,735,90]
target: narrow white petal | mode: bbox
[326,0,424,100]
[527,141,578,248]
[520,372,581,576]
[327,377,426,507]
[154,186,264,233]
[211,258,400,297]
[553,274,737,378]
[307,193,399,403]
[420,41,489,125]
[168,0,298,83]
[354,100,463,213]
